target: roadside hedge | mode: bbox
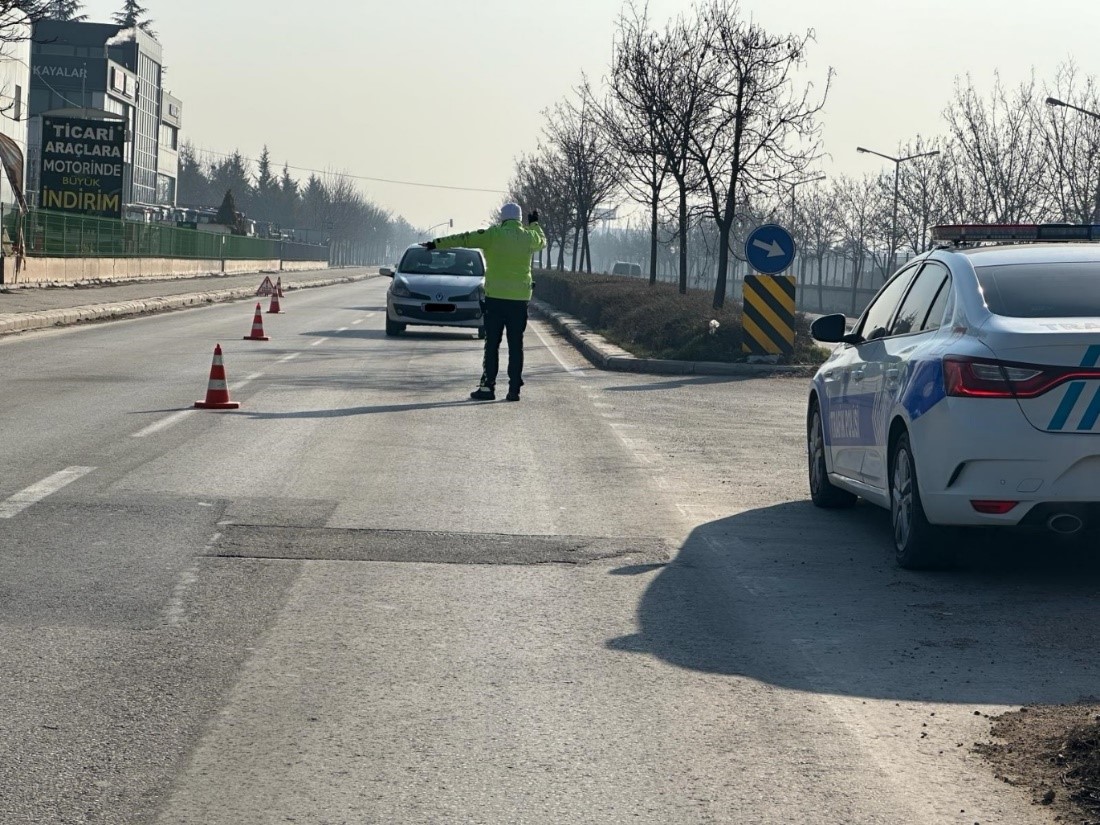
[532,269,823,364]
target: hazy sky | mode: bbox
[82,0,1100,232]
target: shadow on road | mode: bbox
[604,375,753,392]
[608,500,1100,705]
[305,329,480,342]
[244,399,486,418]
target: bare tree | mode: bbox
[942,73,1047,223]
[894,137,952,257]
[1039,62,1100,223]
[646,12,713,294]
[0,3,55,43]
[798,184,840,311]
[599,1,674,285]
[688,0,831,309]
[835,174,887,317]
[510,150,566,269]
[510,148,574,271]
[544,93,618,274]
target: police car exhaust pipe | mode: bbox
[1047,513,1085,536]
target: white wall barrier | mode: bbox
[10,257,329,285]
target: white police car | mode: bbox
[808,224,1100,568]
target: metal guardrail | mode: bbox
[8,209,329,261]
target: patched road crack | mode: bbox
[209,525,671,566]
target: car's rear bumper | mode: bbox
[914,398,1100,526]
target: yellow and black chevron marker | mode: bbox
[742,274,796,356]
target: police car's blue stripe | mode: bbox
[1083,346,1100,368]
[1077,387,1100,431]
[1049,382,1086,431]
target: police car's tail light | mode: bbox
[971,500,1019,515]
[944,356,1098,399]
[944,357,1031,398]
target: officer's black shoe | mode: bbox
[505,389,521,402]
[470,385,495,401]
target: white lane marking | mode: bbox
[311,338,328,347]
[278,353,300,363]
[533,323,588,377]
[132,409,195,438]
[0,466,96,518]
[165,529,219,626]
[352,318,364,325]
[337,327,349,332]
[165,568,199,626]
[246,371,264,382]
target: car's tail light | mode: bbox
[944,356,1100,399]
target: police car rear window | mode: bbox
[975,263,1100,318]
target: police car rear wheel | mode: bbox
[808,406,857,508]
[891,434,946,569]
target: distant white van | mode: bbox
[611,261,642,277]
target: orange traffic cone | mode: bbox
[195,344,241,409]
[276,277,285,297]
[243,303,270,341]
[267,289,283,314]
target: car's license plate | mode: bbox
[424,303,455,313]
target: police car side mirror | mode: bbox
[380,266,395,278]
[810,314,849,343]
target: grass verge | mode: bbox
[532,269,827,365]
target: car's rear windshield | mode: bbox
[975,262,1100,318]
[399,248,484,277]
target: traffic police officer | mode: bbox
[427,203,546,401]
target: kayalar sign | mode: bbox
[40,116,125,219]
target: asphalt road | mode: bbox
[2,278,1097,824]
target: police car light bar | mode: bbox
[931,224,1100,243]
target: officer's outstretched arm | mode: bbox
[436,229,489,251]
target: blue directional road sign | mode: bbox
[745,224,796,275]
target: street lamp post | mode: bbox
[1045,97,1100,222]
[425,218,453,239]
[857,146,941,276]
[789,174,826,229]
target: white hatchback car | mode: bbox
[808,224,1100,568]
[382,245,486,338]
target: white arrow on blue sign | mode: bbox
[745,224,796,275]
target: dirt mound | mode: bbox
[976,703,1100,823]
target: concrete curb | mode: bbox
[0,274,373,338]
[530,300,816,378]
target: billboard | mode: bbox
[33,57,107,91]
[39,116,125,219]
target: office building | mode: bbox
[27,20,183,208]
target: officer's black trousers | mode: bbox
[480,297,528,390]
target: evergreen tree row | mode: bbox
[178,142,416,253]
[41,1,153,32]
